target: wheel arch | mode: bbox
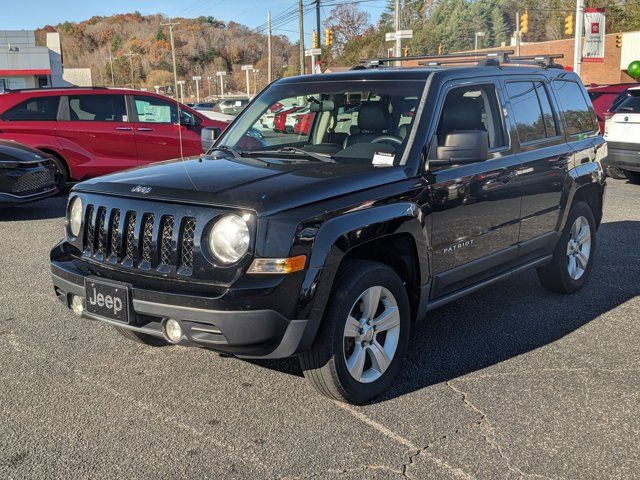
[37,147,71,178]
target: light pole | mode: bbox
[177,80,185,103]
[216,71,226,98]
[206,76,212,98]
[253,69,260,96]
[192,75,201,103]
[573,0,585,75]
[474,31,485,52]
[242,65,254,99]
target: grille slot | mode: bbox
[84,204,95,252]
[95,207,107,256]
[180,218,196,269]
[109,209,121,259]
[159,216,174,265]
[124,212,137,261]
[140,214,155,264]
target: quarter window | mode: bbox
[506,81,557,143]
[552,80,596,135]
[1,96,60,121]
[68,95,127,122]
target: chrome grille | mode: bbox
[160,216,174,265]
[82,204,196,276]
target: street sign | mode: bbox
[305,48,322,56]
[397,30,413,39]
[241,65,254,71]
[385,32,395,42]
[192,75,202,80]
[177,80,186,85]
[216,71,227,76]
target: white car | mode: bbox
[603,86,640,184]
[199,110,236,124]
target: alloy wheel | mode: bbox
[566,216,591,280]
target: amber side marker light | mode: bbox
[248,255,307,274]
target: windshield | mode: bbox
[613,92,640,114]
[217,80,426,167]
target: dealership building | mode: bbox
[0,30,91,91]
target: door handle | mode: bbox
[115,126,133,131]
[137,127,154,132]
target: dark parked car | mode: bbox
[51,53,606,403]
[0,140,57,206]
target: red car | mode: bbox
[0,87,227,188]
[293,111,315,135]
[273,106,303,133]
[587,82,640,133]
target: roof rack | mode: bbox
[358,50,564,70]
[5,86,111,93]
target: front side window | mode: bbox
[217,80,426,167]
[134,96,179,123]
[506,81,557,144]
[1,96,60,121]
[435,84,505,149]
[552,80,596,135]
[68,95,126,122]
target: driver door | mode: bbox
[426,79,522,299]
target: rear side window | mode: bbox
[552,81,596,135]
[1,96,60,121]
[68,95,127,122]
[506,81,559,143]
[613,94,640,114]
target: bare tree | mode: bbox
[323,4,371,54]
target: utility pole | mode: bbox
[515,12,521,56]
[192,76,201,103]
[573,0,585,75]
[207,76,212,98]
[124,51,140,88]
[316,0,321,48]
[267,11,273,83]
[298,0,305,75]
[177,80,186,103]
[161,21,180,100]
[394,0,401,60]
[105,55,115,86]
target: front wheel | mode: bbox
[300,260,410,404]
[537,201,596,294]
[606,166,627,180]
[625,170,640,185]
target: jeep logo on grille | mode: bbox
[131,185,152,194]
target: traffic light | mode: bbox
[438,43,443,55]
[325,29,333,47]
[616,32,623,48]
[403,46,410,57]
[520,9,529,35]
[564,13,573,36]
[312,30,318,49]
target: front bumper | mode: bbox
[51,260,309,359]
[0,187,57,206]
[0,163,57,205]
[604,142,640,172]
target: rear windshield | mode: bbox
[613,93,640,114]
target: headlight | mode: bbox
[208,214,250,264]
[68,197,83,237]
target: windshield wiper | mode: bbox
[258,146,335,163]
[208,145,242,158]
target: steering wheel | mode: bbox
[372,135,403,146]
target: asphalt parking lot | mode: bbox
[1,179,638,480]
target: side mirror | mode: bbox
[431,131,489,167]
[201,127,221,152]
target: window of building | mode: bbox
[506,81,558,143]
[1,96,60,121]
[552,80,596,135]
[68,95,127,122]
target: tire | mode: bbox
[113,326,170,347]
[48,156,68,191]
[625,170,640,185]
[606,166,627,180]
[300,260,410,404]
[537,201,596,294]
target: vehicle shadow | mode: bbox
[0,192,68,222]
[248,221,640,402]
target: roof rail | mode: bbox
[359,50,565,70]
[5,86,111,93]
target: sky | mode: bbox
[0,0,388,42]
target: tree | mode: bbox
[146,69,174,89]
[323,4,371,55]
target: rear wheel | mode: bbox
[606,166,627,180]
[114,326,170,347]
[537,201,596,294]
[300,260,410,404]
[625,170,640,185]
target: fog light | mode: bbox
[71,295,84,316]
[164,319,183,343]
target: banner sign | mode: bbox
[583,8,606,63]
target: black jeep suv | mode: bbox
[51,55,606,403]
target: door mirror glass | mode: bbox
[433,131,489,166]
[201,127,221,152]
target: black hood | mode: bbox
[0,140,50,164]
[74,155,409,215]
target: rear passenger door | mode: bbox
[501,78,572,252]
[56,93,137,177]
